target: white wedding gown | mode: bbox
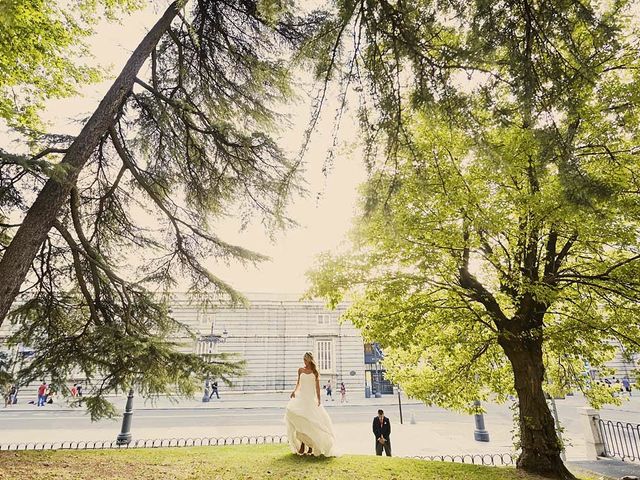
[284,372,336,456]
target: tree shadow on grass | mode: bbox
[263,453,348,480]
[269,452,338,468]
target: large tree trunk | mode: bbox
[499,332,576,480]
[0,1,182,326]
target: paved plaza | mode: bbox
[1,392,639,460]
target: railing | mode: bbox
[0,435,517,467]
[0,435,287,451]
[597,418,640,462]
[409,453,516,466]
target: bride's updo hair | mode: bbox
[303,352,319,378]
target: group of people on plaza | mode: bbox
[36,382,50,406]
[285,352,391,458]
[35,382,83,406]
[2,381,83,408]
[605,376,633,396]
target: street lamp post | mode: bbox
[116,388,135,445]
[364,371,370,398]
[197,321,228,403]
[372,344,384,399]
[374,361,382,398]
[397,385,403,425]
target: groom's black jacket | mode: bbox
[372,416,391,440]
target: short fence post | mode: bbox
[580,407,604,459]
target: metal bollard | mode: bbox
[116,388,135,445]
[473,399,490,442]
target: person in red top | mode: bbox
[37,382,47,407]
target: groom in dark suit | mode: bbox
[372,409,391,456]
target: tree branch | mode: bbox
[30,147,68,162]
[458,227,508,328]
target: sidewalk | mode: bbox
[569,458,640,479]
[1,390,422,412]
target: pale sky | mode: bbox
[30,2,366,295]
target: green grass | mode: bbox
[0,444,593,480]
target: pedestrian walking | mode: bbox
[622,377,632,396]
[76,384,83,397]
[208,381,220,400]
[37,382,47,407]
[325,380,333,401]
[372,409,391,456]
[9,385,17,405]
[340,382,346,403]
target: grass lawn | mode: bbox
[0,444,593,480]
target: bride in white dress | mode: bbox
[284,352,336,456]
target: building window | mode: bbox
[317,313,330,325]
[316,339,334,372]
[201,312,213,325]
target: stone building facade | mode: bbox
[166,292,366,394]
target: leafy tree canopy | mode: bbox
[310,106,640,408]
[0,0,143,129]
[0,0,311,419]
[305,0,640,477]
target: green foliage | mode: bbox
[306,0,640,418]
[0,0,142,128]
[7,290,245,420]
[258,0,294,26]
[1,0,307,419]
